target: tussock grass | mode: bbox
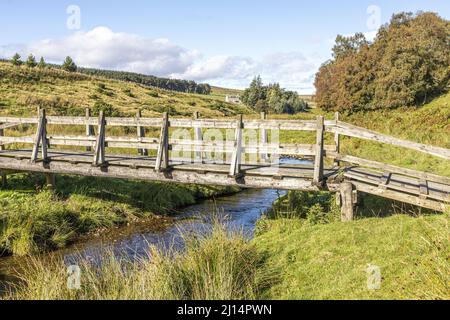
[4,221,271,300]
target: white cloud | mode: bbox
[0,27,321,94]
[0,27,199,76]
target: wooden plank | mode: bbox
[155,112,169,172]
[229,115,243,177]
[419,179,429,199]
[344,170,449,202]
[0,116,336,131]
[328,152,450,186]
[93,111,106,166]
[313,116,324,186]
[0,155,323,192]
[379,172,392,189]
[351,181,447,212]
[0,123,20,130]
[333,122,450,160]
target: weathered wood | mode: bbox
[328,152,450,186]
[85,108,94,152]
[0,123,20,130]
[419,179,429,199]
[45,173,56,190]
[333,112,340,167]
[351,180,446,212]
[0,128,4,151]
[313,116,324,186]
[260,112,269,162]
[379,172,392,189]
[155,112,170,172]
[340,182,354,221]
[93,111,106,166]
[343,169,449,202]
[0,170,6,187]
[193,112,203,163]
[0,116,336,131]
[229,115,243,177]
[136,110,148,156]
[31,109,48,163]
[0,154,323,192]
[333,122,450,160]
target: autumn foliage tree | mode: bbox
[315,12,450,113]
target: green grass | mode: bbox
[254,213,449,300]
[0,173,238,256]
[0,62,252,118]
[4,220,269,300]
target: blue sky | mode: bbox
[1,0,449,93]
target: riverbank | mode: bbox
[4,208,448,300]
[0,172,239,256]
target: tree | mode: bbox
[11,53,22,66]
[315,11,450,112]
[241,76,266,107]
[26,54,37,68]
[62,56,77,72]
[38,57,46,69]
[241,77,307,114]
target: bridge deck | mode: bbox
[0,149,448,211]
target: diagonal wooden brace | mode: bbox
[155,112,170,172]
[31,108,48,163]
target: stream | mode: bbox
[0,159,306,293]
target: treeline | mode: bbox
[77,68,211,95]
[4,54,211,95]
[315,12,450,113]
[241,76,308,114]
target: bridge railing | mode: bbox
[0,109,449,188]
[0,109,338,178]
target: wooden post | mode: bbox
[45,173,55,190]
[229,114,243,177]
[31,108,48,163]
[260,112,268,163]
[0,171,6,188]
[334,112,340,167]
[136,110,148,156]
[193,111,203,163]
[85,108,94,152]
[0,128,4,151]
[93,111,106,166]
[313,116,324,186]
[340,182,354,222]
[155,112,169,172]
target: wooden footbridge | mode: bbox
[0,109,449,220]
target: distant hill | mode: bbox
[0,61,252,117]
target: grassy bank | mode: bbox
[0,173,238,256]
[5,221,269,300]
[254,212,449,300]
